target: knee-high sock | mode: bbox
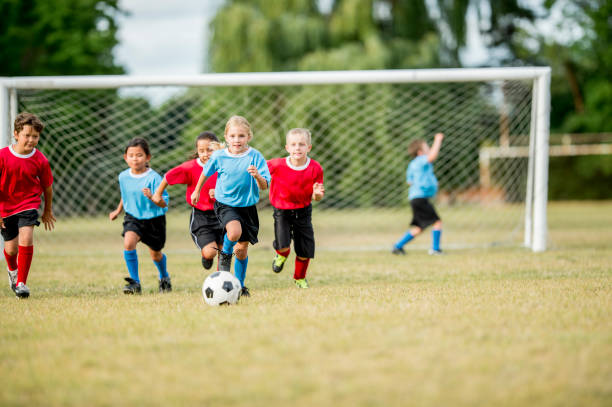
[16,245,34,285]
[124,249,139,283]
[154,253,169,279]
[222,234,237,255]
[432,230,442,251]
[4,249,17,271]
[395,231,414,249]
[276,248,290,257]
[234,256,248,287]
[294,257,310,280]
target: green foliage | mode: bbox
[0,0,124,76]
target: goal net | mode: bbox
[0,69,550,252]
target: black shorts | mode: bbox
[410,198,440,229]
[190,208,224,249]
[122,213,166,251]
[273,205,315,258]
[214,201,259,245]
[1,210,40,241]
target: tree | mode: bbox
[0,0,124,76]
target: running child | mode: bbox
[191,115,271,297]
[146,131,223,270]
[1,112,55,298]
[392,132,444,255]
[267,128,324,288]
[109,138,171,294]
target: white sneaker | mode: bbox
[14,282,30,298]
[428,249,444,255]
[7,268,17,291]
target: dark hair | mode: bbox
[125,137,151,156]
[408,139,426,158]
[14,112,44,133]
[189,131,219,159]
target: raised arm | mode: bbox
[41,185,56,231]
[109,198,123,221]
[427,133,444,163]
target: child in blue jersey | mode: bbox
[191,116,271,297]
[393,132,444,255]
[109,138,171,294]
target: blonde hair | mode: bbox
[286,128,312,145]
[224,115,253,138]
[408,139,426,158]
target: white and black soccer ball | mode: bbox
[202,271,241,306]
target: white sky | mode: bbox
[114,0,224,75]
[114,0,556,75]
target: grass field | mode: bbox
[1,201,611,406]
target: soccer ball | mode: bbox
[202,271,241,306]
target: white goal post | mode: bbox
[0,68,551,252]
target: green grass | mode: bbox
[1,202,611,406]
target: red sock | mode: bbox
[294,257,310,280]
[276,248,290,257]
[4,249,17,271]
[17,245,34,285]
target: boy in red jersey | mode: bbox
[267,128,324,288]
[0,112,55,298]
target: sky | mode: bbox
[114,0,224,75]
[114,0,558,76]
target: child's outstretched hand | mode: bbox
[313,182,325,201]
[142,188,153,199]
[434,132,444,141]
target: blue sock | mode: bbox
[234,256,248,287]
[222,234,237,254]
[123,249,139,283]
[395,231,414,249]
[154,253,169,279]
[432,230,442,251]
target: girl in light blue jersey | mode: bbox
[109,138,171,294]
[191,116,271,297]
[392,132,444,255]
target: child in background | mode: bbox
[1,112,55,298]
[147,132,223,270]
[109,138,171,294]
[191,116,270,297]
[393,132,444,255]
[267,128,324,288]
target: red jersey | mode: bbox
[164,158,217,211]
[267,157,324,209]
[0,145,53,218]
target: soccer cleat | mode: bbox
[14,282,30,298]
[218,251,233,272]
[201,257,213,270]
[428,249,444,255]
[240,286,250,297]
[7,268,17,292]
[294,278,309,289]
[158,276,172,293]
[123,277,142,295]
[391,247,406,255]
[272,253,287,273]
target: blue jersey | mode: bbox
[118,168,169,219]
[203,147,271,207]
[407,155,438,200]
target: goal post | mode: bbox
[0,67,551,252]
